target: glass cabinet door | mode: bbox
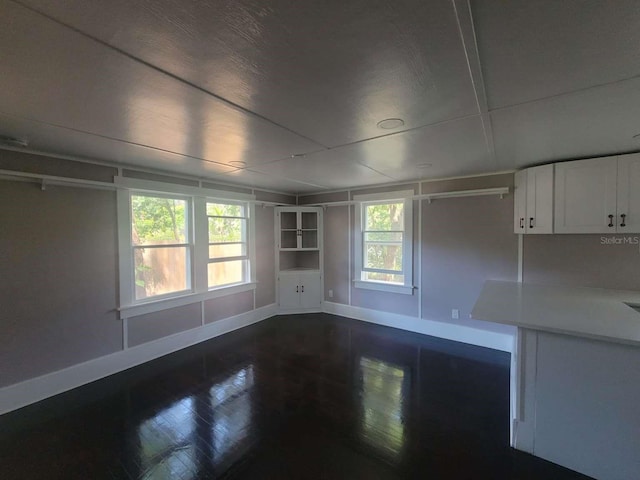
[280,211,298,248]
[279,209,319,250]
[300,211,318,249]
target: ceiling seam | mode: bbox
[451,0,497,170]
[10,0,329,150]
[0,109,242,171]
[488,72,640,113]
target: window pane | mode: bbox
[365,202,404,231]
[208,218,244,243]
[209,260,246,288]
[209,243,246,258]
[132,195,187,245]
[364,231,403,242]
[207,203,244,217]
[364,271,405,284]
[365,244,403,272]
[134,246,189,299]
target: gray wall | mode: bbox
[1,149,117,182]
[421,192,518,326]
[204,290,254,323]
[0,151,278,389]
[255,206,276,308]
[323,206,350,305]
[321,176,518,329]
[128,303,201,347]
[0,181,121,386]
[523,234,640,290]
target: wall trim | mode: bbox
[0,303,277,415]
[323,301,514,353]
[2,302,513,415]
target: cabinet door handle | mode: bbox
[301,285,304,293]
[519,218,524,229]
[296,285,299,293]
[608,214,614,227]
[620,214,627,227]
[529,217,534,229]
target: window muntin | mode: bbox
[362,201,405,285]
[131,194,191,300]
[207,202,249,288]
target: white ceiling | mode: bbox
[1,0,639,193]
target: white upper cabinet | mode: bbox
[514,170,528,233]
[278,208,320,250]
[554,155,640,233]
[555,157,617,234]
[514,164,554,234]
[616,153,640,233]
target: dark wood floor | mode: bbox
[0,314,593,479]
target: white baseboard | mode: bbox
[2,302,512,415]
[323,302,514,353]
[0,303,277,415]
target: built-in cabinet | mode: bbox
[514,153,640,234]
[555,153,640,233]
[278,270,322,310]
[275,207,323,313]
[514,164,554,234]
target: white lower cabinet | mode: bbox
[278,270,322,311]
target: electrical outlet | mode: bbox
[328,289,334,298]
[451,309,459,319]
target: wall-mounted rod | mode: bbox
[302,186,510,207]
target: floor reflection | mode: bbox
[137,396,197,479]
[210,365,254,465]
[359,356,407,459]
[3,315,552,479]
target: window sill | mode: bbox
[118,282,256,319]
[353,280,415,295]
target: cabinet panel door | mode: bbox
[554,157,617,234]
[616,153,640,233]
[299,273,321,309]
[514,170,527,233]
[526,164,554,234]
[279,274,300,309]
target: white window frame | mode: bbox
[116,177,256,318]
[353,190,414,295]
[206,200,252,289]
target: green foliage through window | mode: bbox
[363,202,405,283]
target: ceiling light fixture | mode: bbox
[0,135,28,148]
[228,160,247,168]
[417,163,432,168]
[291,153,306,158]
[377,118,405,130]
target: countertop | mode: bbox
[471,281,640,346]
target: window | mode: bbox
[131,194,192,300]
[116,177,256,316]
[354,190,413,294]
[207,202,249,288]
